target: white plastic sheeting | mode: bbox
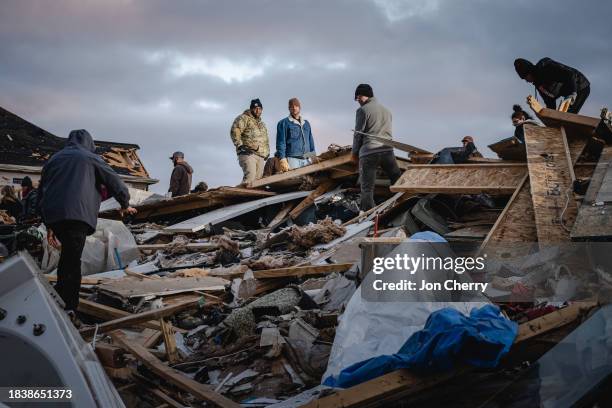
[99,187,164,213]
[322,236,488,381]
[81,219,139,275]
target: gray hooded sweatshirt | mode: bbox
[39,129,130,233]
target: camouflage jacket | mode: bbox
[230,110,270,158]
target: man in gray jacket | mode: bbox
[352,84,401,210]
[39,129,136,311]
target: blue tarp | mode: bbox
[323,304,518,388]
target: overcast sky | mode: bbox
[1,0,611,193]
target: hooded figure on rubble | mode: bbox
[514,57,590,114]
[168,151,193,197]
[39,129,136,312]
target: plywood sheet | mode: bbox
[524,125,577,242]
[165,190,311,233]
[390,164,527,195]
[571,146,612,240]
[97,276,229,299]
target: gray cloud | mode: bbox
[1,0,611,192]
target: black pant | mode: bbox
[49,220,91,311]
[568,86,590,114]
[359,151,401,211]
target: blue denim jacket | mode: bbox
[275,116,315,159]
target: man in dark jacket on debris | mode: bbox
[514,57,590,114]
[431,136,481,164]
[19,176,39,223]
[352,84,401,211]
[39,129,136,311]
[168,151,193,197]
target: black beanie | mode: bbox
[250,98,262,109]
[355,84,374,99]
[21,176,33,188]
[514,58,534,79]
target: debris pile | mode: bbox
[11,103,612,407]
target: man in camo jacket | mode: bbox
[230,98,270,184]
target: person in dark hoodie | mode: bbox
[19,176,39,223]
[514,57,590,114]
[168,151,193,197]
[39,129,136,312]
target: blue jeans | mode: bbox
[287,157,310,169]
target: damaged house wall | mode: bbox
[0,106,158,190]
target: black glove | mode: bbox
[237,145,252,155]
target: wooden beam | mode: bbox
[111,331,239,407]
[137,242,218,251]
[515,301,597,343]
[524,125,578,242]
[390,163,527,195]
[289,180,336,220]
[353,132,432,155]
[247,154,353,189]
[80,299,201,337]
[527,94,599,136]
[266,202,296,229]
[77,299,163,332]
[253,263,353,279]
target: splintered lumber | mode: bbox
[289,180,337,220]
[165,190,311,233]
[305,302,597,408]
[488,137,526,161]
[100,186,276,220]
[78,298,164,332]
[524,125,578,242]
[46,274,107,285]
[247,153,354,189]
[160,318,179,364]
[80,299,202,337]
[390,163,527,195]
[111,331,239,407]
[137,242,218,251]
[96,275,229,299]
[571,145,612,240]
[352,131,432,155]
[527,95,599,138]
[253,263,353,279]
[267,202,296,229]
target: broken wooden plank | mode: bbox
[289,180,337,220]
[352,131,432,155]
[80,299,202,337]
[111,330,239,407]
[165,190,311,233]
[571,145,612,240]
[390,163,527,195]
[100,186,276,220]
[488,136,527,162]
[527,95,600,137]
[46,274,107,285]
[247,153,354,189]
[160,318,179,364]
[137,242,218,251]
[96,275,229,299]
[253,263,353,279]
[266,202,296,229]
[515,301,597,343]
[77,298,165,332]
[524,124,578,242]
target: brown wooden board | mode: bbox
[100,187,276,220]
[289,180,337,220]
[571,146,612,240]
[96,276,229,299]
[524,125,578,242]
[111,331,239,407]
[527,96,599,138]
[390,163,527,195]
[80,299,202,337]
[247,153,354,189]
[77,298,165,332]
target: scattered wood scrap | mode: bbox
[111,330,240,407]
[95,275,229,299]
